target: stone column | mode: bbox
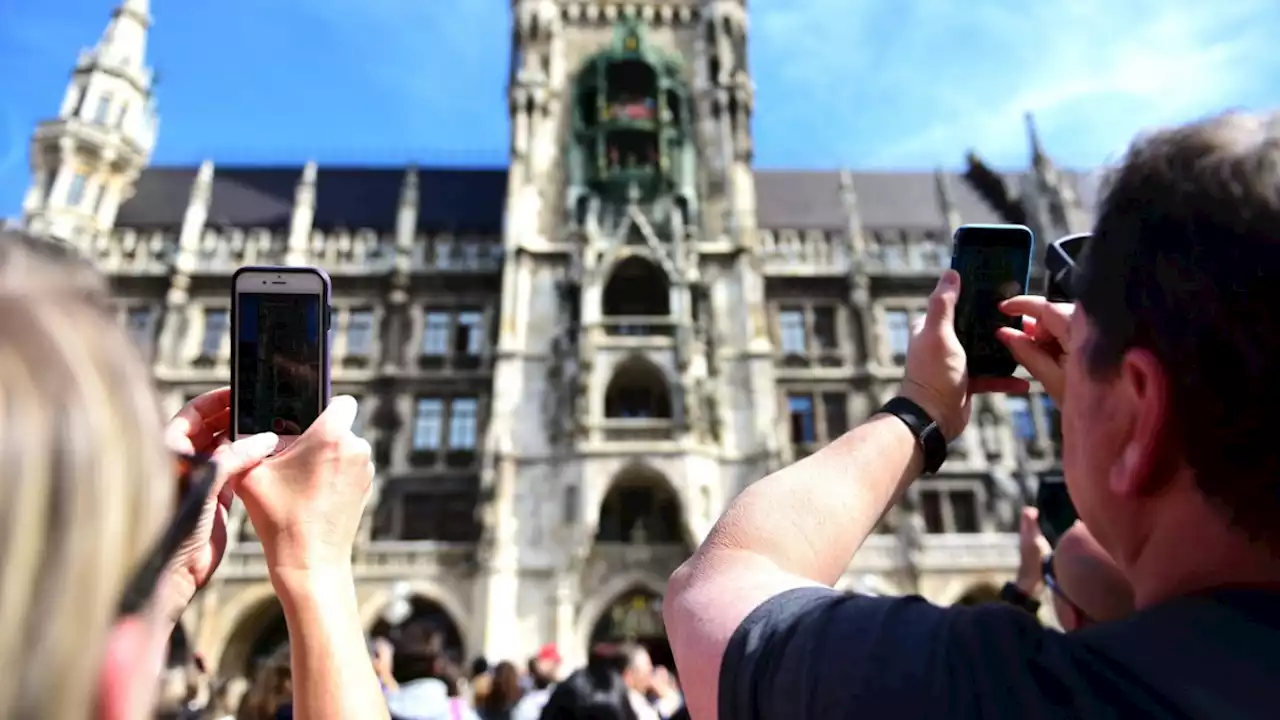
[157,159,213,371]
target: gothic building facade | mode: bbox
[17,0,1091,678]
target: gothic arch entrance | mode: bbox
[369,596,467,668]
[218,597,289,679]
[589,588,674,672]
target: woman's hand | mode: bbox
[157,388,278,623]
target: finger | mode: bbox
[1021,506,1039,527]
[188,408,231,455]
[922,270,959,332]
[969,376,1031,395]
[1000,296,1071,340]
[165,388,232,453]
[212,432,279,498]
[996,329,1061,386]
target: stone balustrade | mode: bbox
[758,228,850,276]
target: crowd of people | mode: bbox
[0,108,1276,720]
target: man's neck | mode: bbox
[1127,500,1280,608]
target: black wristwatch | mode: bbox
[877,396,948,475]
[999,582,1042,615]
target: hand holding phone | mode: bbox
[230,266,332,442]
[1035,473,1077,547]
[950,224,1035,377]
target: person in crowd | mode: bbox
[510,647,559,720]
[236,647,292,720]
[0,229,388,719]
[385,641,481,720]
[469,656,492,706]
[645,667,682,719]
[203,677,249,720]
[1000,506,1133,629]
[539,645,636,720]
[478,661,523,720]
[665,110,1280,718]
[617,644,658,720]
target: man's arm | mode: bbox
[665,271,1026,720]
[665,415,922,720]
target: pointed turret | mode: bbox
[1025,112,1049,171]
[22,0,158,244]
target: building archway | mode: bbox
[604,355,671,419]
[217,596,288,679]
[589,587,673,672]
[369,596,467,668]
[953,581,1002,606]
[603,255,670,318]
[595,463,686,545]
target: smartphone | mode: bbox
[951,224,1035,377]
[230,266,332,442]
[1035,473,1078,547]
[1044,232,1091,302]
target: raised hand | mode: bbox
[997,295,1075,404]
[158,388,278,621]
[234,396,374,575]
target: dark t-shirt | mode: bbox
[719,587,1280,720]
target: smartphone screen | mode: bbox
[232,269,328,439]
[1035,474,1077,546]
[951,225,1034,377]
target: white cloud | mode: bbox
[752,0,1280,168]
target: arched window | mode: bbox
[596,467,683,544]
[589,589,675,672]
[604,356,671,419]
[603,256,669,317]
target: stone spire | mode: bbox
[22,0,158,244]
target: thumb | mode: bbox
[216,433,279,477]
[923,270,959,331]
[296,395,359,446]
[212,432,278,505]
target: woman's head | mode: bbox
[481,661,523,711]
[0,230,174,719]
[237,647,293,720]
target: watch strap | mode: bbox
[999,582,1042,615]
[878,396,948,474]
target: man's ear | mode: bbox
[96,616,160,720]
[1112,347,1175,498]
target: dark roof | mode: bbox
[115,167,196,227]
[116,165,508,234]
[313,167,403,230]
[753,170,1005,231]
[206,167,299,229]
[417,169,507,232]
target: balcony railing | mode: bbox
[598,418,676,442]
[600,316,676,338]
[354,541,475,578]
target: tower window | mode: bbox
[200,308,229,359]
[455,311,485,355]
[346,309,375,357]
[421,311,451,356]
[66,174,89,207]
[92,93,113,124]
[778,308,805,355]
[885,309,911,364]
[413,398,444,451]
[447,398,479,449]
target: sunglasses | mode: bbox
[1044,232,1091,302]
[117,453,218,617]
[1041,551,1093,625]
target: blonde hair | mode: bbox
[0,230,173,718]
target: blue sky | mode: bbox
[1,0,1278,218]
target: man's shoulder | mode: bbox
[719,587,1112,719]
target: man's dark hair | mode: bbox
[1077,110,1280,542]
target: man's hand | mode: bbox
[1015,507,1051,596]
[235,396,374,578]
[900,270,1029,441]
[997,295,1075,404]
[158,388,278,623]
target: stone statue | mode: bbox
[985,468,1022,532]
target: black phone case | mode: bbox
[951,225,1035,378]
[229,265,333,440]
